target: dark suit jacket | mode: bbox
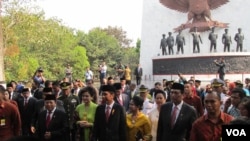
[10,91,21,102]
[216,61,225,75]
[33,89,44,100]
[157,102,197,141]
[114,94,130,112]
[37,109,69,141]
[31,99,65,128]
[17,97,37,132]
[134,67,143,77]
[91,103,127,141]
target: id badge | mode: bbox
[0,118,6,126]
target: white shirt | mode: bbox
[220,93,230,111]
[142,98,154,116]
[148,107,159,141]
[101,65,107,73]
[85,70,93,80]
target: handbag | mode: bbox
[135,130,144,141]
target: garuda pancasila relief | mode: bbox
[159,0,230,32]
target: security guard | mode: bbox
[58,82,80,141]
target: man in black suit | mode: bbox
[16,88,37,136]
[157,83,197,141]
[36,94,68,141]
[91,85,127,141]
[31,87,65,134]
[214,57,226,81]
[113,82,130,112]
[52,80,63,98]
[134,64,143,86]
[6,83,20,102]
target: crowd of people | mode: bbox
[1,64,250,141]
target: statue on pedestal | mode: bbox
[175,30,185,54]
[234,28,244,52]
[191,27,202,53]
[160,34,167,55]
[222,28,232,52]
[208,27,218,52]
[166,32,175,55]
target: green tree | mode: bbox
[3,5,89,81]
[102,26,132,47]
[79,28,123,76]
[1,1,139,82]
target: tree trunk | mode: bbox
[0,0,5,81]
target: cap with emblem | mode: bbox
[37,67,44,72]
[139,85,148,93]
[211,78,224,87]
[60,82,71,90]
[234,80,243,87]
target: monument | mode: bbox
[140,0,250,82]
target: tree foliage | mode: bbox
[102,26,132,47]
[1,1,140,82]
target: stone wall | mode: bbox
[153,54,250,75]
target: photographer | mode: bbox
[115,62,125,79]
[98,61,107,85]
[214,58,226,81]
[65,64,73,83]
[32,67,46,88]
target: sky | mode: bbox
[37,0,143,46]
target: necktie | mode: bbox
[118,97,123,106]
[105,106,111,122]
[122,87,125,93]
[24,99,28,108]
[171,106,178,128]
[46,111,52,128]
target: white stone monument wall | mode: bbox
[140,0,250,80]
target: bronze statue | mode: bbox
[191,27,202,53]
[222,28,232,52]
[166,32,175,55]
[208,27,218,52]
[160,34,168,55]
[175,30,185,54]
[234,28,244,52]
[159,0,229,32]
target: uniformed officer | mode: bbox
[138,85,154,115]
[58,82,80,141]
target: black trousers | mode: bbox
[136,77,141,85]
